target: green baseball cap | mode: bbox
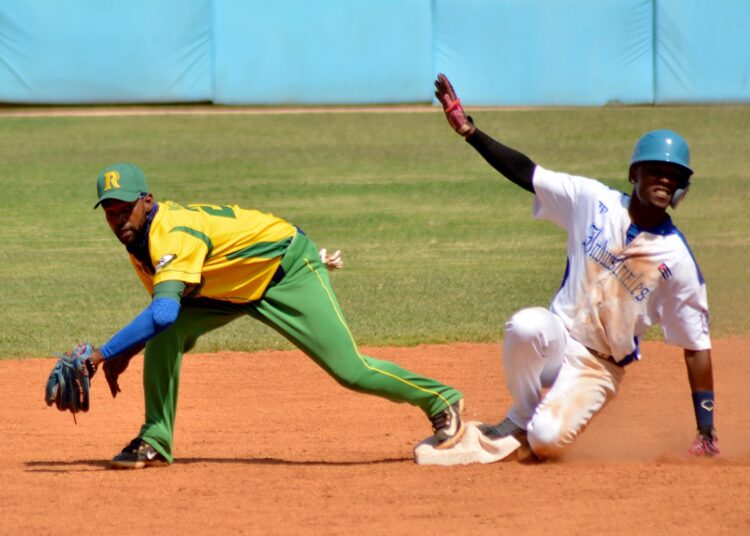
[94,163,149,208]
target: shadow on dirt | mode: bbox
[24,456,411,472]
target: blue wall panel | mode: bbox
[655,0,750,103]
[0,0,749,105]
[433,0,654,106]
[213,0,432,104]
[0,0,212,104]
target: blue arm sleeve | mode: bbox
[99,298,181,360]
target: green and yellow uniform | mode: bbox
[130,201,296,302]
[127,201,462,462]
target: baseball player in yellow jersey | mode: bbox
[84,163,465,469]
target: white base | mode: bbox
[413,421,522,466]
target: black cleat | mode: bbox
[110,437,169,470]
[478,418,537,462]
[430,399,466,450]
[478,417,526,441]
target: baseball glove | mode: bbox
[45,343,97,414]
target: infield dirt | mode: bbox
[3,339,749,535]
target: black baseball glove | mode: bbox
[45,343,98,414]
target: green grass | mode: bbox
[1,106,748,358]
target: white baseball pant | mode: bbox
[503,307,626,458]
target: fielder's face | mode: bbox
[630,162,690,211]
[101,194,154,246]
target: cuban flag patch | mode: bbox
[658,262,672,280]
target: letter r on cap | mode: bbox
[104,171,121,191]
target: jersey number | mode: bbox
[187,204,236,219]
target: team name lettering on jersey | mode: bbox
[582,223,652,302]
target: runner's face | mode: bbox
[102,195,153,246]
[631,162,690,211]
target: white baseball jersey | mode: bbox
[532,166,711,362]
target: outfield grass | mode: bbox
[1,106,748,357]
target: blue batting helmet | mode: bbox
[630,129,693,175]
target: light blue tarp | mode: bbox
[0,0,212,104]
[433,0,654,106]
[213,0,432,104]
[655,0,750,103]
[0,0,749,105]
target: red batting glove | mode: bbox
[434,73,476,137]
[687,430,720,458]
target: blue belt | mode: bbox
[271,226,306,284]
[271,264,285,284]
[588,347,639,368]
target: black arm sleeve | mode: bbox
[466,128,536,193]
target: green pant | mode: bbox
[139,232,463,462]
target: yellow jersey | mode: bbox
[129,201,296,303]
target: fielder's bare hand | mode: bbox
[319,248,343,271]
[103,343,145,398]
[434,73,476,137]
